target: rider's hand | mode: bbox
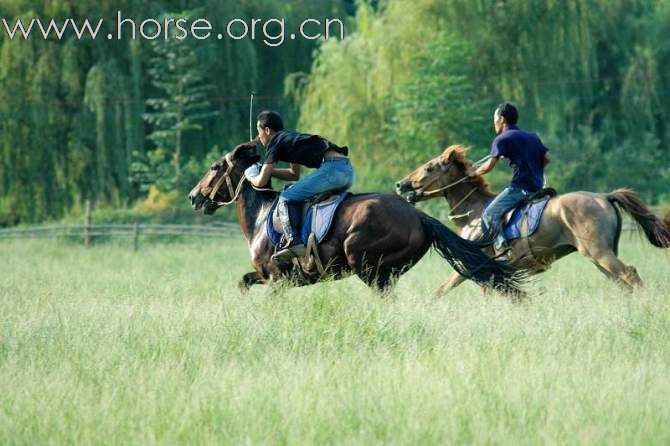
[244,163,262,181]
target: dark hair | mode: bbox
[495,103,518,125]
[257,110,284,132]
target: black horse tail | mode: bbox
[607,189,670,248]
[420,213,524,294]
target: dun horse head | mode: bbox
[395,145,480,203]
[188,141,260,215]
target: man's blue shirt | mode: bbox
[490,124,548,192]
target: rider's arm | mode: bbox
[472,156,498,177]
[475,136,505,177]
[249,163,274,188]
[271,163,301,181]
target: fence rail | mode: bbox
[0,205,663,247]
[0,218,646,238]
[0,222,239,248]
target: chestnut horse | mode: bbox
[188,141,521,294]
[396,145,670,295]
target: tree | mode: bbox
[298,0,670,200]
[391,32,489,167]
[142,11,218,191]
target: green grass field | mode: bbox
[1,236,669,445]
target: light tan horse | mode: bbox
[396,145,670,294]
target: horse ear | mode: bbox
[440,149,456,164]
[439,147,463,172]
[445,145,468,162]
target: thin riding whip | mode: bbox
[249,91,256,141]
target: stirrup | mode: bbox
[271,244,306,263]
[493,247,511,261]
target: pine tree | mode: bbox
[142,11,218,191]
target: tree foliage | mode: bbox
[298,0,670,200]
[1,0,669,224]
[138,11,219,192]
[0,0,348,224]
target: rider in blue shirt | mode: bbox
[471,103,551,248]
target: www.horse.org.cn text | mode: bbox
[0,12,346,47]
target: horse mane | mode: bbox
[234,139,258,153]
[232,139,275,192]
[441,145,495,198]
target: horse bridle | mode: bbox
[206,153,274,207]
[411,155,491,220]
[413,170,475,221]
[208,153,247,206]
[414,169,471,199]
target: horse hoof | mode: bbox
[238,281,250,295]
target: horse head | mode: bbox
[188,141,260,215]
[395,145,474,203]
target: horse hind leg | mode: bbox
[360,265,396,296]
[583,248,643,291]
[434,272,467,299]
[620,264,643,289]
[374,269,400,298]
[375,269,394,290]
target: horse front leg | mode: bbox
[257,260,318,297]
[433,272,467,299]
[238,271,264,294]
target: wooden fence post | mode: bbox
[133,223,139,251]
[84,200,92,247]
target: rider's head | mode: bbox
[257,110,284,146]
[493,102,518,135]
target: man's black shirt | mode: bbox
[263,129,330,169]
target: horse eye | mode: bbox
[210,164,219,171]
[426,166,434,173]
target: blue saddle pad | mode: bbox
[502,198,551,241]
[266,192,351,247]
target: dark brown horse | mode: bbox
[188,141,522,294]
[397,145,670,294]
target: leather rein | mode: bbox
[208,153,245,206]
[413,155,491,221]
[207,153,273,207]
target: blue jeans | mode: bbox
[481,186,529,246]
[276,159,354,244]
[279,158,355,204]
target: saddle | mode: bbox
[266,189,351,248]
[501,187,556,242]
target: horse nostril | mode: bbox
[395,182,403,190]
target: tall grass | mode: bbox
[1,237,669,445]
